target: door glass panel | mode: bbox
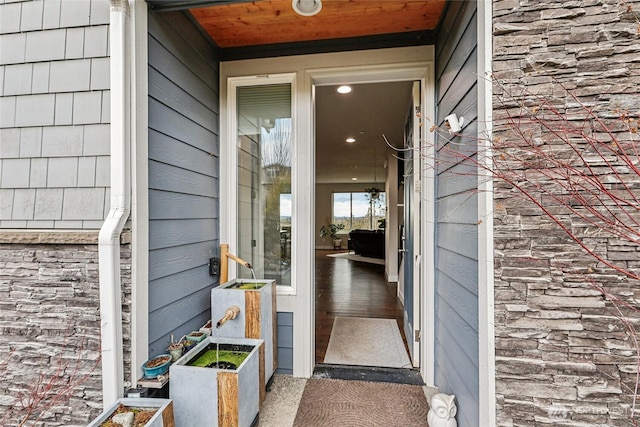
[236,83,292,287]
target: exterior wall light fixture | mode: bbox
[444,113,464,133]
[292,0,322,16]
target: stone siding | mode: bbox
[0,231,131,426]
[493,0,640,425]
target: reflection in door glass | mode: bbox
[236,84,292,287]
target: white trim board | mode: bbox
[477,1,497,425]
[130,0,149,388]
[420,62,436,387]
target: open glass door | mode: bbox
[402,81,422,366]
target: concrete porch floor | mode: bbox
[258,374,438,426]
[258,375,307,426]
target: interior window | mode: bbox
[332,191,386,232]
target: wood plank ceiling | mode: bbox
[189,0,446,48]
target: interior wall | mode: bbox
[433,1,480,426]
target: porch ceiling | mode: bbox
[147,1,444,185]
[187,0,446,48]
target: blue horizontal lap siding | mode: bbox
[434,1,480,426]
[149,190,219,220]
[149,67,218,131]
[149,219,218,250]
[148,287,213,344]
[276,312,294,375]
[436,269,478,362]
[147,10,221,355]
[149,129,219,176]
[148,241,216,282]
[148,267,218,313]
[148,161,218,198]
[149,97,218,154]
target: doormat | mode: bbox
[323,317,412,368]
[313,364,424,386]
[327,252,385,265]
[293,378,429,427]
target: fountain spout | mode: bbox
[216,305,240,329]
[220,244,252,283]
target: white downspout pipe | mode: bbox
[98,0,130,407]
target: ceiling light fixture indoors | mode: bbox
[346,137,356,143]
[292,0,322,16]
[337,85,352,94]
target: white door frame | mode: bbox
[410,81,422,367]
[420,74,436,386]
[221,72,297,294]
[310,62,435,383]
[220,47,435,381]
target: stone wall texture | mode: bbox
[0,231,131,426]
[493,0,640,425]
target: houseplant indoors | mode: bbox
[320,222,345,249]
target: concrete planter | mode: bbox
[170,336,264,427]
[87,398,174,427]
[211,278,276,389]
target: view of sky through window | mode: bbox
[333,192,386,231]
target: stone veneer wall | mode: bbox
[492,0,640,425]
[0,230,131,426]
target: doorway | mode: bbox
[313,80,420,370]
[221,48,434,378]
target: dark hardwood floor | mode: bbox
[314,250,406,363]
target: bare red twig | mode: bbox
[589,280,640,420]
[425,77,640,282]
[1,334,101,427]
[406,72,640,423]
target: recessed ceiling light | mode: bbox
[337,85,352,94]
[346,137,356,143]
[352,177,358,181]
[292,0,322,16]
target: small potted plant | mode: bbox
[167,342,183,362]
[320,222,345,249]
[186,331,207,343]
[141,354,171,379]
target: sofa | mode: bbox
[349,229,385,259]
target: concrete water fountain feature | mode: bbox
[214,244,277,388]
[169,336,264,427]
[212,278,277,390]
